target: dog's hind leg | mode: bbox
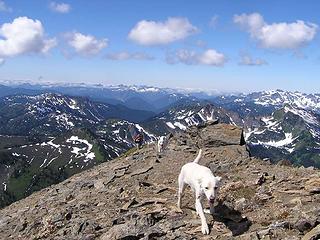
[177,173,185,210]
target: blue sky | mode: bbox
[0,0,320,93]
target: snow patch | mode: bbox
[251,133,298,148]
[66,136,95,162]
[68,99,80,110]
[174,122,187,130]
[2,182,7,191]
[166,122,176,129]
[47,139,60,148]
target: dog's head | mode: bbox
[200,176,222,204]
[158,136,165,145]
[157,136,165,152]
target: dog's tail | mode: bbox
[193,149,202,163]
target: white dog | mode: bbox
[157,136,166,153]
[177,149,221,235]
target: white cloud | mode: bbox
[167,49,227,66]
[234,13,318,49]
[168,49,197,65]
[239,53,267,66]
[0,17,57,59]
[105,51,154,61]
[66,32,108,56]
[198,49,226,66]
[128,17,198,45]
[209,15,219,28]
[49,2,71,13]
[0,1,11,12]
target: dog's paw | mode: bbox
[201,224,209,235]
[204,208,215,215]
[203,208,211,214]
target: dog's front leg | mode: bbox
[195,195,209,234]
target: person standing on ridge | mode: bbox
[129,126,144,150]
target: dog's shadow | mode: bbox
[211,201,251,236]
[187,201,251,236]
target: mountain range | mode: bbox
[0,82,319,208]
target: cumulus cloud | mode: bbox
[49,2,71,13]
[128,17,198,45]
[234,13,318,49]
[0,1,11,12]
[166,49,227,66]
[0,17,57,59]
[239,53,267,66]
[66,32,108,56]
[105,51,154,61]
[198,49,226,66]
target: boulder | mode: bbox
[199,124,244,147]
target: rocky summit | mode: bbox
[0,123,319,240]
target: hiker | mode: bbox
[134,130,144,149]
[129,126,144,150]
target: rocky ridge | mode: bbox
[0,123,319,239]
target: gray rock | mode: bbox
[199,124,244,147]
[295,219,316,233]
[302,224,320,240]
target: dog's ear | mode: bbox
[215,176,222,182]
